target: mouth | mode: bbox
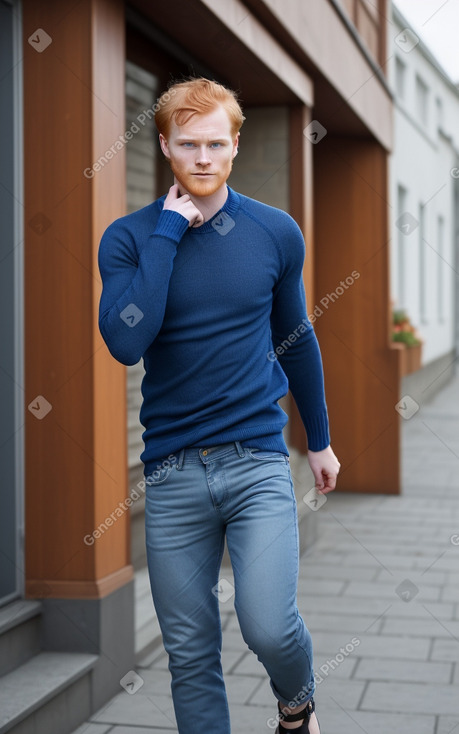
[192,173,213,176]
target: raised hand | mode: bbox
[163,184,204,228]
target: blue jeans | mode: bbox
[144,441,315,733]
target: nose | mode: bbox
[195,145,211,166]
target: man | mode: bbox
[98,77,340,734]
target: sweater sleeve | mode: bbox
[98,208,189,365]
[269,218,330,451]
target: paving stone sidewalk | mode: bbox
[72,369,459,734]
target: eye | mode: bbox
[181,142,196,148]
[210,142,223,148]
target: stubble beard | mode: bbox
[170,158,233,198]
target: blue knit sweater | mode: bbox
[98,186,330,475]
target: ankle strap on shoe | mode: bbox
[277,698,315,723]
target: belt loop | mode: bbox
[235,441,245,458]
[176,448,185,470]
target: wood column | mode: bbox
[313,136,401,494]
[23,0,133,598]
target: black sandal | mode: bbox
[276,698,317,733]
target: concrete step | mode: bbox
[0,600,42,677]
[0,651,98,734]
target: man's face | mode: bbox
[159,105,239,198]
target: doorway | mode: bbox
[0,0,24,606]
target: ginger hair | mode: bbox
[155,77,245,139]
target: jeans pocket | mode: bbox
[145,463,175,486]
[245,448,288,463]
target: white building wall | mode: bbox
[389,6,459,365]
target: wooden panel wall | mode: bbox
[313,136,401,493]
[338,0,389,70]
[23,0,132,598]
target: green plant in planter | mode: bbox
[393,309,408,326]
[392,330,422,347]
[392,308,422,347]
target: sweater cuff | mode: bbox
[152,208,189,243]
[303,411,330,452]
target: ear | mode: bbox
[159,133,170,159]
[232,132,240,159]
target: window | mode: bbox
[396,185,407,308]
[437,216,444,322]
[415,75,429,127]
[419,203,427,323]
[395,57,406,100]
[436,97,444,133]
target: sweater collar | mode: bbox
[187,185,240,234]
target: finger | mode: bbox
[313,471,325,491]
[322,473,338,492]
[165,183,179,204]
[191,210,205,227]
[320,485,336,495]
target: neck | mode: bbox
[175,179,229,223]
